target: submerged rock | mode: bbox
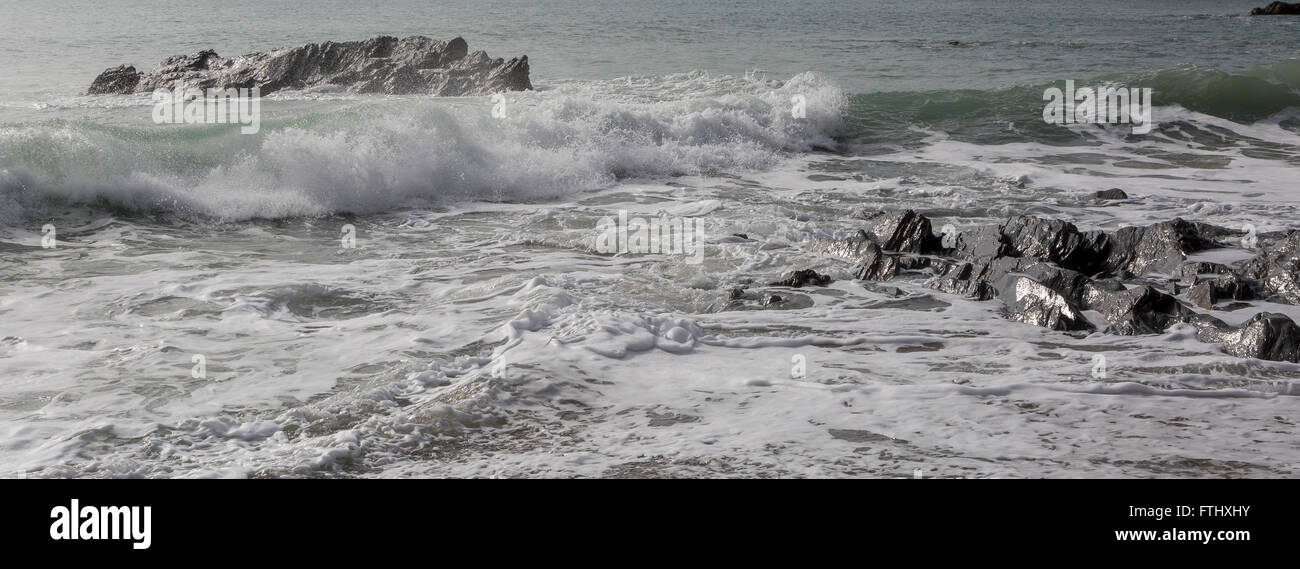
[87,36,531,96]
[1094,188,1129,200]
[723,287,813,311]
[770,269,833,288]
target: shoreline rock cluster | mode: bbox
[88,36,531,96]
[751,208,1300,363]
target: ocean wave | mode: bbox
[843,59,1300,143]
[0,71,847,224]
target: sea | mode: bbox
[2,0,1299,477]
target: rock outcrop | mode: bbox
[811,208,1300,363]
[1250,2,1300,15]
[88,36,531,96]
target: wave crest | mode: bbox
[0,71,847,223]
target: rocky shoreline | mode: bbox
[740,207,1300,364]
[88,36,531,96]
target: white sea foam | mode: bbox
[0,72,847,224]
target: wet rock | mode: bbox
[728,287,746,301]
[948,216,1110,274]
[1106,219,1222,276]
[855,241,901,281]
[1242,231,1300,304]
[863,210,942,254]
[842,211,1300,361]
[87,65,142,95]
[1186,281,1216,309]
[1083,285,1196,335]
[87,36,531,96]
[930,257,1009,301]
[723,287,813,311]
[998,276,1094,331]
[811,230,877,263]
[1250,2,1300,15]
[770,269,833,288]
[1195,312,1300,362]
[1177,261,1236,282]
[949,224,1012,261]
[1207,273,1250,301]
[1094,188,1129,200]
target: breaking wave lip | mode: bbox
[0,71,848,225]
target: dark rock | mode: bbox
[863,210,942,254]
[1106,219,1221,276]
[1206,273,1250,301]
[1177,261,1236,282]
[930,257,1006,301]
[728,287,746,301]
[1250,2,1300,15]
[1195,312,1300,362]
[88,36,530,96]
[1187,281,1216,309]
[1094,188,1128,200]
[998,276,1094,331]
[949,224,1012,261]
[722,288,813,311]
[770,269,833,288]
[1083,285,1196,335]
[87,65,143,95]
[1000,215,1113,275]
[1242,231,1300,304]
[855,241,901,281]
[840,211,1300,362]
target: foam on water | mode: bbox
[0,72,846,224]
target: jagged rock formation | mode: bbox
[801,208,1300,363]
[88,36,531,96]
